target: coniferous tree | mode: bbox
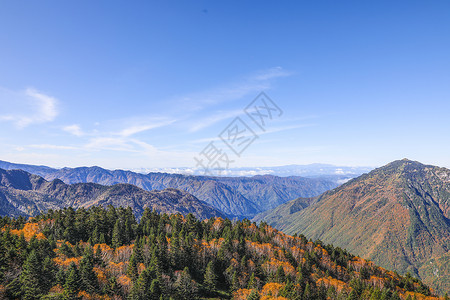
[79,252,98,294]
[64,262,80,299]
[111,219,122,249]
[203,261,217,292]
[20,250,44,300]
[175,267,198,300]
[247,289,260,300]
[247,272,257,290]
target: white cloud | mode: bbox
[28,144,78,150]
[188,109,244,132]
[63,124,84,136]
[251,66,293,81]
[119,119,175,137]
[173,67,292,112]
[85,137,136,152]
[0,87,59,128]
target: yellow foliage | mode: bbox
[262,258,296,277]
[78,290,112,300]
[118,275,132,290]
[9,222,46,241]
[93,267,107,284]
[53,256,82,268]
[261,282,284,298]
[233,288,252,300]
[316,276,350,293]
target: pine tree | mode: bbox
[64,262,80,299]
[391,291,401,300]
[127,253,139,281]
[112,219,122,248]
[247,272,257,289]
[247,289,260,300]
[79,253,98,294]
[20,250,44,300]
[203,261,217,292]
[303,283,311,300]
[275,265,286,283]
[175,267,198,300]
[56,268,66,286]
[347,290,359,300]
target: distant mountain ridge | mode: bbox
[0,160,341,217]
[130,163,373,178]
[254,159,450,294]
[0,168,226,220]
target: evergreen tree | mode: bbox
[20,250,44,300]
[275,265,286,283]
[391,291,401,300]
[247,272,257,290]
[64,262,80,299]
[111,219,122,248]
[175,267,198,300]
[347,290,359,300]
[203,261,217,292]
[79,252,98,294]
[55,268,66,286]
[247,289,260,300]
[303,283,311,300]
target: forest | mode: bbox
[0,206,446,300]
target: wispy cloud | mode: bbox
[118,119,176,137]
[85,137,136,152]
[173,67,292,112]
[257,123,315,135]
[28,144,79,150]
[188,109,244,132]
[63,124,84,136]
[0,87,59,128]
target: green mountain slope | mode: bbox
[254,159,450,294]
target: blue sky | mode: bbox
[0,1,449,170]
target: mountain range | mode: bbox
[0,168,225,220]
[130,163,373,178]
[0,160,341,218]
[254,159,450,294]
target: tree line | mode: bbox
[0,206,446,300]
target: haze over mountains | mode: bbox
[0,168,225,220]
[2,158,450,294]
[0,160,344,218]
[254,159,450,293]
[130,164,373,179]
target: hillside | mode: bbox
[254,159,450,294]
[0,160,339,218]
[0,207,442,299]
[0,168,225,220]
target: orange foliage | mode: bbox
[93,267,107,284]
[93,243,114,263]
[48,284,64,294]
[115,245,134,262]
[260,282,285,298]
[53,256,82,268]
[233,288,252,300]
[9,222,46,241]
[107,261,127,277]
[78,290,112,300]
[316,276,350,293]
[262,258,296,278]
[117,275,132,293]
[212,217,224,231]
[403,292,442,300]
